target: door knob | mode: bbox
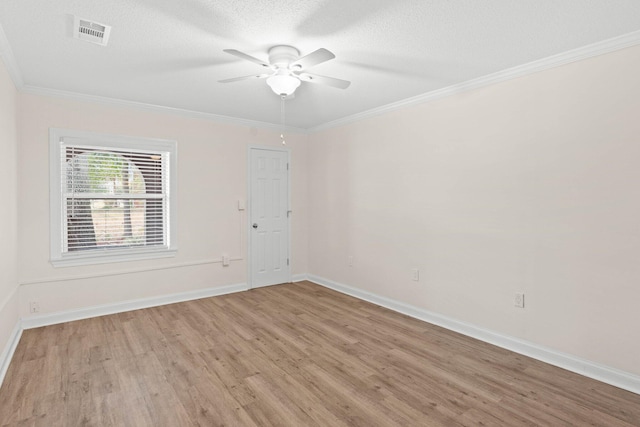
[252,223,258,229]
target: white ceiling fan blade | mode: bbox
[223,49,271,68]
[298,73,351,89]
[218,73,269,83]
[291,48,335,70]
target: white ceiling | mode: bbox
[1,0,640,130]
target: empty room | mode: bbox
[1,1,640,425]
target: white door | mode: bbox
[249,147,290,288]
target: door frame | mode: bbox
[247,145,292,289]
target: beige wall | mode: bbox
[308,45,640,376]
[5,41,640,380]
[17,95,308,315]
[0,58,19,358]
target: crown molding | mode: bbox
[1,18,304,133]
[20,85,308,133]
[3,15,640,134]
[309,29,640,133]
[0,23,24,89]
[1,20,304,133]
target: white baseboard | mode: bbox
[1,283,249,389]
[307,274,640,395]
[0,321,22,387]
[21,282,248,330]
[7,274,640,396]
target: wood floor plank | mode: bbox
[1,281,639,426]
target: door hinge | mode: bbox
[287,163,289,170]
[287,258,289,266]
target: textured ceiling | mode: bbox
[1,0,640,129]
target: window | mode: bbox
[50,129,177,267]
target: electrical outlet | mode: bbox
[222,254,230,266]
[514,293,525,308]
[29,301,40,314]
[411,268,420,281]
[348,256,354,267]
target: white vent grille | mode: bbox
[73,16,111,46]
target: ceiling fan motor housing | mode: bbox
[268,45,300,68]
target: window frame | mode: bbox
[49,128,178,267]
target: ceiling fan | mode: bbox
[219,45,351,97]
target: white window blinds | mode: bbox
[62,145,168,252]
[50,129,177,267]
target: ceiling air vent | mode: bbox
[73,16,111,46]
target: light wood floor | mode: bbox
[1,282,639,426]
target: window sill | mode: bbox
[51,248,177,268]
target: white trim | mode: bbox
[291,274,308,282]
[0,321,22,387]
[247,146,292,289]
[3,27,639,132]
[2,281,248,387]
[51,248,178,268]
[49,128,178,267]
[20,257,242,286]
[21,85,307,133]
[0,24,24,89]
[0,285,21,387]
[309,29,640,133]
[307,274,640,395]
[287,150,292,285]
[21,282,248,330]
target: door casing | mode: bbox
[247,145,292,289]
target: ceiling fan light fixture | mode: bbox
[266,70,301,96]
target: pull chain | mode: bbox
[280,95,286,145]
